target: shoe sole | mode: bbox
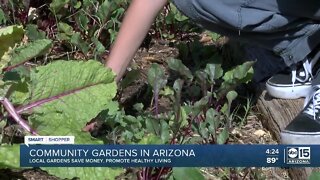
[266,81,312,99]
[281,130,320,144]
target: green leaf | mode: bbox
[120,69,140,89]
[71,32,90,54]
[43,167,123,180]
[168,58,193,80]
[139,134,162,144]
[222,61,254,83]
[0,144,20,168]
[160,86,174,97]
[91,37,105,55]
[133,103,144,112]
[208,32,221,41]
[50,0,70,13]
[0,119,5,129]
[0,81,10,97]
[7,66,30,79]
[199,122,208,139]
[217,127,229,144]
[58,22,74,36]
[219,61,254,97]
[160,120,170,143]
[192,95,210,116]
[172,168,205,180]
[24,60,116,136]
[134,129,145,140]
[180,106,188,128]
[0,25,24,66]
[147,63,167,93]
[186,136,204,144]
[97,0,111,23]
[204,63,223,82]
[206,108,219,132]
[8,78,29,105]
[77,13,89,31]
[195,70,208,83]
[234,62,254,80]
[0,145,123,180]
[173,79,183,95]
[0,50,11,75]
[122,130,134,141]
[171,7,188,22]
[82,0,92,8]
[56,33,71,41]
[73,1,82,9]
[309,172,320,180]
[146,117,160,136]
[226,91,238,106]
[105,101,119,116]
[25,24,46,41]
[108,28,118,43]
[0,8,7,24]
[0,25,22,39]
[10,39,52,67]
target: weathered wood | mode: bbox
[256,88,304,141]
[256,86,319,180]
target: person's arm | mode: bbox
[106,0,167,82]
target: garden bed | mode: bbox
[0,30,310,179]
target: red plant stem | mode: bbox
[0,97,38,135]
[146,167,150,180]
[137,171,143,180]
[2,60,28,72]
[142,167,147,180]
[156,167,164,180]
[0,81,104,121]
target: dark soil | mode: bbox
[0,168,59,180]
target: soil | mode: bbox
[0,33,290,180]
[0,168,60,180]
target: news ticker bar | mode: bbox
[20,145,319,167]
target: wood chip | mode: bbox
[253,129,266,137]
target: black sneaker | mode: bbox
[266,58,317,99]
[281,85,320,144]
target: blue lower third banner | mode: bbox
[20,145,320,167]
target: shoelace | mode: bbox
[304,85,320,120]
[291,58,315,88]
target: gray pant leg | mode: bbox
[172,0,320,67]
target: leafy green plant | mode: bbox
[171,167,205,180]
[103,54,253,179]
[148,64,168,116]
[51,0,129,58]
[0,8,7,24]
[1,0,129,59]
[154,2,198,39]
[0,25,122,179]
[2,0,199,61]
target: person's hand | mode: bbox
[105,0,167,82]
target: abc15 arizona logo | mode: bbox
[286,147,311,164]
